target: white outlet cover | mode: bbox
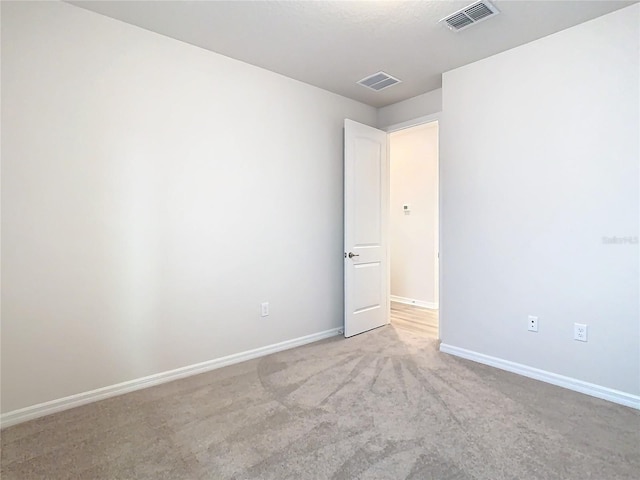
[527,315,538,332]
[574,323,588,342]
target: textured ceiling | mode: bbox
[69,1,637,107]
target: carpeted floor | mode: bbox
[2,325,639,479]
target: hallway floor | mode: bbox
[390,301,438,338]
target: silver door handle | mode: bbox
[348,252,359,258]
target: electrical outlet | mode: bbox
[574,323,587,342]
[261,302,269,317]
[528,315,538,332]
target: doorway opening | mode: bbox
[388,121,439,339]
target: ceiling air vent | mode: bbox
[440,0,500,32]
[357,71,402,92]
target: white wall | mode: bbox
[390,123,438,307]
[0,1,376,414]
[440,5,639,396]
[377,88,442,129]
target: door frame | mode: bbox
[383,112,442,340]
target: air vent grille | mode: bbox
[441,1,500,32]
[357,71,402,92]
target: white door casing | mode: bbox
[344,119,389,337]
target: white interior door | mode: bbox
[344,119,389,338]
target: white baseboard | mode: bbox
[439,343,640,410]
[390,295,438,310]
[1,328,342,429]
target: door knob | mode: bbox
[348,252,359,258]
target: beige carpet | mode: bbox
[2,325,639,479]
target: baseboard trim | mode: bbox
[390,295,438,310]
[1,328,342,429]
[439,343,640,410]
